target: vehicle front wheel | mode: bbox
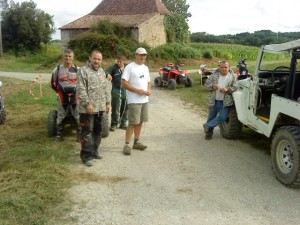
[0,108,6,125]
[185,77,193,87]
[101,112,110,138]
[167,79,176,90]
[220,106,242,139]
[48,110,57,136]
[0,97,6,125]
[271,126,300,188]
[154,77,163,87]
[201,76,208,85]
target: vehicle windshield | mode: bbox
[259,51,295,71]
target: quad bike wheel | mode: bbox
[220,106,243,139]
[154,77,163,87]
[271,126,300,188]
[101,112,109,138]
[48,110,57,136]
[201,77,208,85]
[0,108,6,125]
[185,77,193,87]
[168,79,176,90]
[48,109,110,138]
[0,98,6,125]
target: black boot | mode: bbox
[55,123,64,141]
[76,128,81,142]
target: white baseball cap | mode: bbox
[135,47,147,55]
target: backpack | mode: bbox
[51,64,78,92]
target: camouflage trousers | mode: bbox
[79,112,103,162]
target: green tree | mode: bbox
[162,0,191,21]
[1,0,55,52]
[0,0,8,11]
[164,14,190,44]
[162,0,191,44]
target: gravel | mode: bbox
[2,71,300,225]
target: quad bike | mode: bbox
[0,81,6,125]
[48,89,110,139]
[155,63,193,90]
[199,64,214,85]
[234,58,253,80]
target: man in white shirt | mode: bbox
[121,47,151,155]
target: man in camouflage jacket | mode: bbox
[203,61,237,140]
[77,50,111,166]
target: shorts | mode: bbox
[127,103,148,125]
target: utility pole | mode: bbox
[0,11,3,57]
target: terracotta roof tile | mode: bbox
[60,0,170,30]
[61,13,160,30]
[89,0,170,15]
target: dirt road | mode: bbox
[1,72,300,225]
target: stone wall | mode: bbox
[60,29,88,51]
[138,14,167,47]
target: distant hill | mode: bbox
[190,30,300,47]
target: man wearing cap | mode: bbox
[121,47,151,155]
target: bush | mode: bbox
[213,50,222,58]
[224,52,233,60]
[150,43,201,61]
[91,19,130,38]
[202,51,213,59]
[68,32,144,60]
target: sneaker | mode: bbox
[133,142,147,151]
[84,160,93,167]
[93,152,103,159]
[123,144,131,155]
[119,125,127,130]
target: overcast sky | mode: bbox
[15,0,300,40]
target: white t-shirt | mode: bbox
[122,62,150,104]
[216,74,230,101]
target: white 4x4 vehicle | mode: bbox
[220,39,300,188]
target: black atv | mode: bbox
[48,88,110,139]
[0,81,6,125]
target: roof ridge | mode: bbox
[89,0,170,16]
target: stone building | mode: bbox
[60,0,171,49]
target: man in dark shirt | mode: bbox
[106,54,128,131]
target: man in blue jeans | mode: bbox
[203,61,237,140]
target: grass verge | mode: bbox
[0,77,76,225]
